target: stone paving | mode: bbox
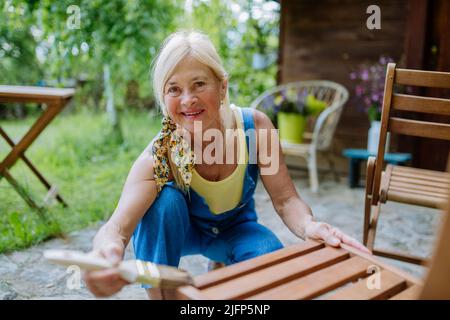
[0,174,442,300]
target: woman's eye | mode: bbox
[196,81,205,86]
[167,87,180,95]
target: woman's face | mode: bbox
[163,55,227,134]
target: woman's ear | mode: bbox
[221,78,228,100]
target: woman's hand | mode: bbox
[83,242,130,297]
[304,220,371,254]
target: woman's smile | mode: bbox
[180,108,205,120]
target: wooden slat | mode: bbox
[387,190,446,208]
[391,171,450,186]
[392,94,450,116]
[0,85,75,100]
[393,165,450,179]
[389,186,448,199]
[389,181,449,196]
[327,270,407,300]
[389,117,450,140]
[247,256,372,300]
[392,167,450,183]
[390,175,450,189]
[175,286,210,300]
[200,247,349,300]
[389,285,422,300]
[391,172,450,186]
[395,68,450,89]
[193,241,323,288]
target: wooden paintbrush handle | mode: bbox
[44,249,194,288]
[44,249,112,271]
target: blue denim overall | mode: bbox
[132,108,283,283]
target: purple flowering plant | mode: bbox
[350,56,394,122]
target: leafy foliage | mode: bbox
[0,110,161,253]
[1,0,279,112]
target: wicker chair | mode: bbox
[250,80,349,192]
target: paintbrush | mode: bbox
[43,249,194,289]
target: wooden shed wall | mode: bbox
[278,0,408,174]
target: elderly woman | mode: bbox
[84,30,369,299]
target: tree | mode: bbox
[1,0,183,140]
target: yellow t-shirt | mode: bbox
[190,106,248,214]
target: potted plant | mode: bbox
[260,89,327,144]
[350,56,394,154]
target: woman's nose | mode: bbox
[180,90,198,107]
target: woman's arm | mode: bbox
[93,142,158,253]
[253,109,313,239]
[253,109,370,253]
[84,141,159,297]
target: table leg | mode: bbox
[0,127,68,206]
[1,168,45,215]
[0,103,62,171]
[348,158,361,188]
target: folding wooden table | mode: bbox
[0,85,75,211]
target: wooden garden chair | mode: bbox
[167,187,450,300]
[250,81,349,192]
[363,63,450,265]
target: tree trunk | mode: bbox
[103,63,123,144]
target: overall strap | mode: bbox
[240,107,258,172]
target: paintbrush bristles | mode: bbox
[158,265,195,288]
[118,260,194,288]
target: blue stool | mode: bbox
[342,148,412,188]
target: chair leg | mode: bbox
[363,195,372,246]
[325,153,339,182]
[363,156,376,246]
[366,203,381,252]
[308,152,319,192]
[372,249,426,265]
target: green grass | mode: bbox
[0,109,161,253]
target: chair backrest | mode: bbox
[250,80,349,151]
[419,186,450,299]
[371,63,450,204]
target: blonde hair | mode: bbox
[152,30,233,129]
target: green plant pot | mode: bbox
[277,112,306,144]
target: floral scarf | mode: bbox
[151,116,196,195]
